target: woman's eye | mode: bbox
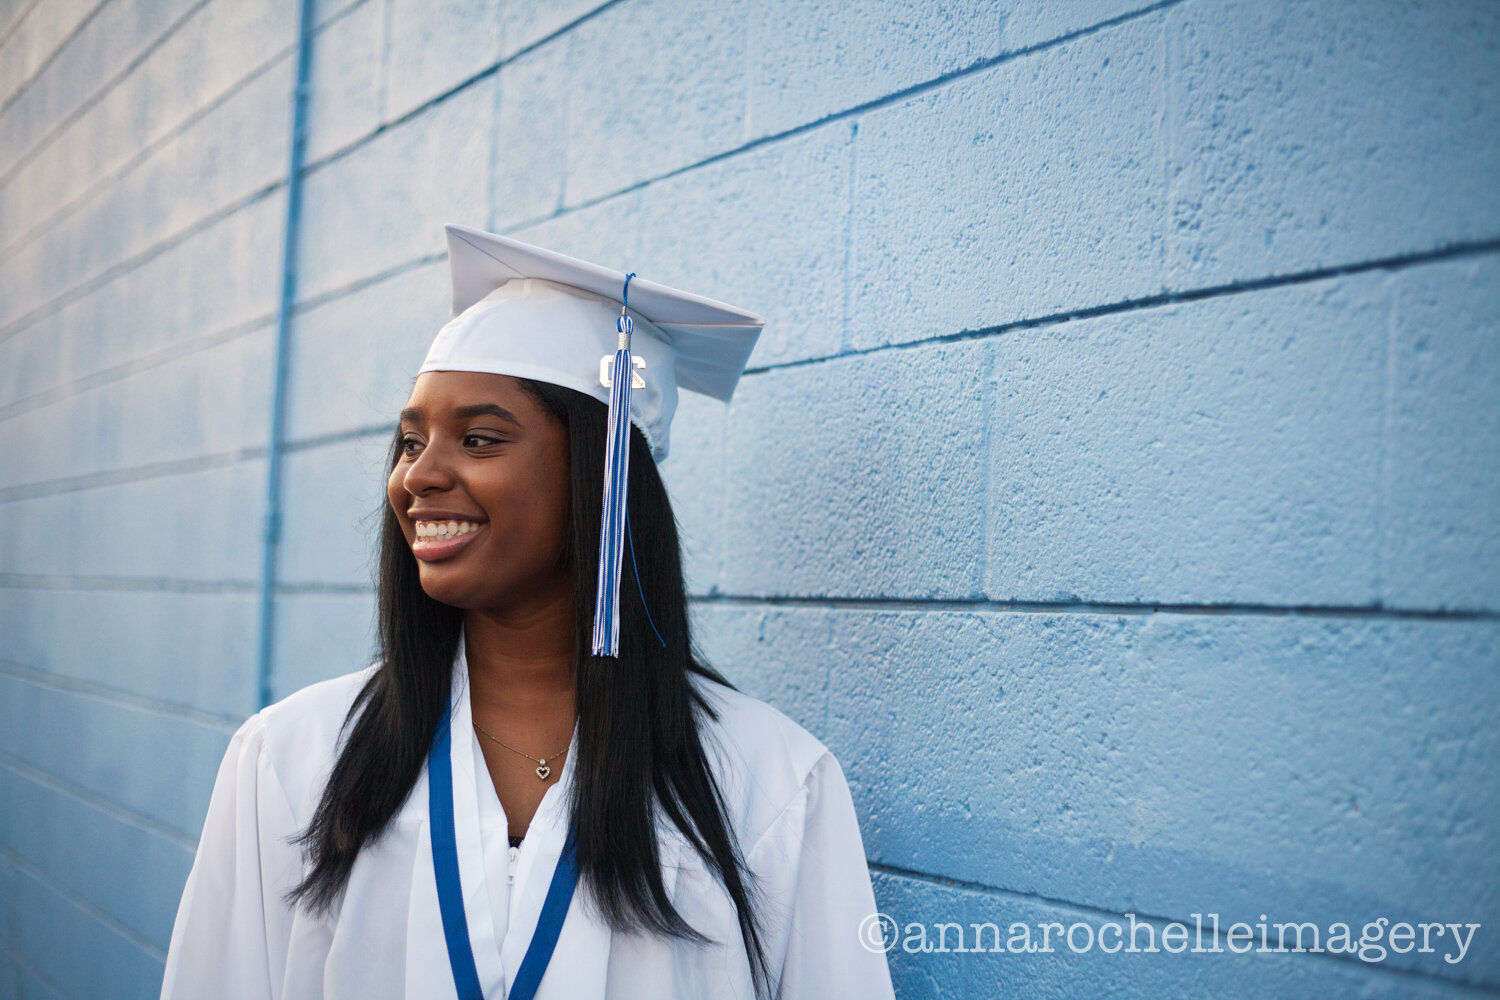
[463,433,504,448]
[399,436,423,456]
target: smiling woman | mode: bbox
[158,227,896,1000]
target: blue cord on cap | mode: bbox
[626,507,667,649]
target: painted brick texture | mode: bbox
[0,1,1495,997]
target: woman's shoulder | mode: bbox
[258,663,380,731]
[229,665,380,818]
[688,670,838,839]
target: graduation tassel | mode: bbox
[591,273,638,657]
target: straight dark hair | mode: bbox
[287,379,772,998]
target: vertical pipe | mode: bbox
[256,0,315,711]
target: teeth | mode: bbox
[415,520,481,540]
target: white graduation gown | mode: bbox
[160,647,895,999]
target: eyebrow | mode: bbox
[400,403,523,427]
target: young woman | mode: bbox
[160,227,895,999]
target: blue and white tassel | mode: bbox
[591,274,637,657]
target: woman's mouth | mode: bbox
[410,519,486,561]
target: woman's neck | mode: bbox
[463,589,577,720]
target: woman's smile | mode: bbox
[409,517,487,561]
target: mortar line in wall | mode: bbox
[13,574,1478,624]
[0,419,393,503]
[491,2,1189,236]
[300,0,1171,201]
[0,574,258,594]
[298,0,625,179]
[0,660,244,732]
[290,250,447,314]
[688,594,1500,623]
[348,238,1497,382]
[257,233,1496,403]
[0,249,436,393]
[482,6,502,232]
[0,179,286,346]
[34,255,445,428]
[0,36,300,266]
[867,860,1223,926]
[706,348,729,594]
[1376,274,1400,610]
[0,841,172,962]
[0,935,72,1000]
[1158,0,1173,281]
[867,861,1235,927]
[0,0,47,52]
[311,0,378,32]
[839,120,857,354]
[0,0,372,233]
[0,751,200,854]
[0,312,278,424]
[742,238,1500,376]
[868,862,1500,996]
[979,333,1000,609]
[0,445,266,504]
[0,0,112,119]
[374,0,392,121]
[283,421,397,453]
[0,0,216,189]
[254,0,315,711]
[28,561,155,597]
[273,582,374,596]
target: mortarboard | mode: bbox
[419,224,764,656]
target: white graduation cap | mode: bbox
[419,224,764,657]
[422,224,763,461]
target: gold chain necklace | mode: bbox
[472,720,572,781]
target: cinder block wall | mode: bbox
[1,1,1496,997]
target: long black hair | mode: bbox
[288,379,773,997]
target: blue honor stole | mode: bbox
[429,703,579,1000]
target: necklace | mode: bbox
[472,719,572,781]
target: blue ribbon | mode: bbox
[507,826,579,999]
[429,702,579,999]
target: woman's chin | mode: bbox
[416,567,572,618]
[415,568,489,610]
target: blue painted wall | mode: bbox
[1,1,1496,997]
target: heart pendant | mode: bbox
[536,762,551,780]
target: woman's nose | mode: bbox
[403,441,454,495]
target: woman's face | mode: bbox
[387,371,572,613]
